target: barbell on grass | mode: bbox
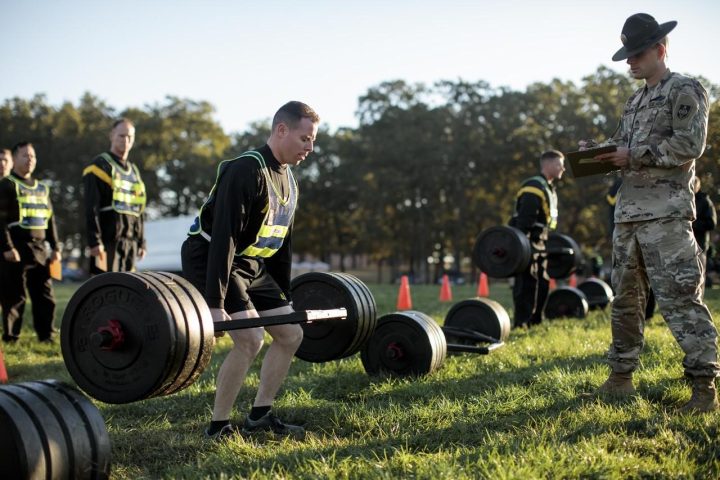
[360,298,510,378]
[60,271,353,404]
[472,225,583,279]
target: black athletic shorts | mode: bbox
[180,236,289,314]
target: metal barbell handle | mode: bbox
[212,308,347,332]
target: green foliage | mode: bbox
[2,68,719,279]
[4,282,720,479]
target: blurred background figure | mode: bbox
[692,176,717,289]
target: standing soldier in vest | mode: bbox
[182,101,319,440]
[589,14,719,412]
[509,150,565,328]
[0,148,12,178]
[83,118,147,272]
[0,142,60,343]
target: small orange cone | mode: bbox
[569,273,578,288]
[396,275,413,310]
[549,278,557,290]
[440,274,453,302]
[0,346,7,384]
[477,272,490,297]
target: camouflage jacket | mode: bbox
[609,69,709,223]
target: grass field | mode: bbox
[3,279,720,479]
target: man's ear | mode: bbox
[276,122,288,138]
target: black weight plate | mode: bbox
[544,286,589,319]
[444,297,511,343]
[360,311,447,377]
[473,226,531,278]
[20,380,111,480]
[547,233,583,279]
[291,272,377,362]
[40,380,111,480]
[151,272,214,395]
[61,272,179,404]
[128,272,189,397]
[577,278,614,310]
[0,387,44,479]
[332,272,377,355]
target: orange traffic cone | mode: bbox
[440,274,453,302]
[0,346,7,384]
[549,278,557,290]
[396,275,413,310]
[477,272,490,297]
[569,273,578,288]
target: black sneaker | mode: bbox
[241,412,305,439]
[204,423,240,441]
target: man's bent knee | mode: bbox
[229,328,265,357]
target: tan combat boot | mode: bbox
[597,371,636,397]
[680,377,719,413]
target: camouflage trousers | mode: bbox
[609,218,719,378]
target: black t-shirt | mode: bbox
[193,144,294,308]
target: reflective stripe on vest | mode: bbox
[189,151,298,258]
[7,176,52,230]
[98,153,146,216]
[514,175,558,230]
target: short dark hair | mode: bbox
[1,148,11,156]
[540,149,564,162]
[11,141,33,156]
[271,101,320,130]
[112,118,134,130]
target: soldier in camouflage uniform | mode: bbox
[587,13,719,412]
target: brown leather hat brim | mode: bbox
[611,20,677,61]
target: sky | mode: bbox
[2,0,719,134]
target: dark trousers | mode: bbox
[91,238,139,273]
[513,252,549,328]
[0,259,56,341]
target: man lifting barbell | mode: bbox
[181,101,320,439]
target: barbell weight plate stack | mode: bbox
[61,272,202,404]
[547,233,583,279]
[360,311,447,377]
[544,286,590,320]
[472,226,532,278]
[290,272,377,362]
[577,278,614,310]
[443,297,512,343]
[0,380,111,480]
[134,272,215,397]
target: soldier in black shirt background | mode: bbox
[0,142,60,343]
[692,176,717,288]
[182,101,319,440]
[509,150,565,328]
[83,118,147,272]
[0,148,12,178]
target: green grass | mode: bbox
[4,280,720,479]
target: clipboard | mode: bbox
[49,259,62,281]
[565,145,619,178]
[90,251,107,275]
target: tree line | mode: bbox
[2,67,718,282]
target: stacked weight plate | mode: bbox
[0,380,111,480]
[544,286,590,320]
[361,311,447,377]
[290,272,377,362]
[443,297,511,343]
[61,271,215,404]
[577,278,614,310]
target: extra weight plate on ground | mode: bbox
[544,286,589,320]
[473,226,531,278]
[290,272,377,362]
[361,311,446,377]
[443,298,511,343]
[547,233,583,279]
[61,272,211,404]
[577,278,614,310]
[0,380,111,480]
